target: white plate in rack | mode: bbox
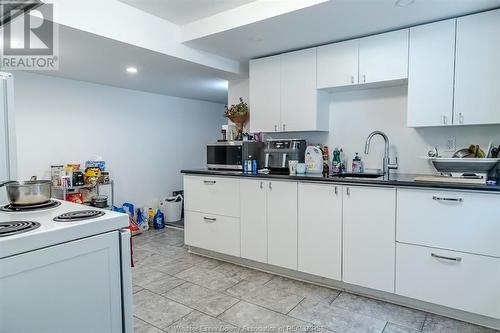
[422,157,500,174]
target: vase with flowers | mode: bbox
[224,97,249,141]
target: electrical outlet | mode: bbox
[446,137,456,151]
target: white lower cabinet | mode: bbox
[185,211,240,257]
[397,188,500,257]
[240,179,268,263]
[343,186,396,293]
[184,175,240,217]
[267,180,298,270]
[185,174,500,323]
[396,243,500,319]
[298,183,342,280]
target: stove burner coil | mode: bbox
[53,210,105,222]
[0,200,61,212]
[0,221,41,237]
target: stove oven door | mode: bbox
[0,231,124,333]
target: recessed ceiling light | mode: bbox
[395,0,415,6]
[126,66,138,73]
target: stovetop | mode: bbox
[0,200,129,259]
[0,221,41,237]
[0,200,62,213]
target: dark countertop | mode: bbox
[181,169,500,192]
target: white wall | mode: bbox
[230,79,500,174]
[327,85,500,174]
[228,79,249,105]
[14,72,224,207]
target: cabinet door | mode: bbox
[185,211,241,257]
[407,20,456,127]
[343,186,396,293]
[267,180,298,270]
[396,243,500,319]
[359,29,409,84]
[184,175,239,217]
[249,55,281,132]
[240,179,268,263]
[298,183,342,280]
[280,48,319,132]
[317,40,359,89]
[454,9,500,125]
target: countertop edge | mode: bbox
[180,169,500,193]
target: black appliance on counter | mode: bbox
[264,139,306,173]
[207,141,265,170]
[72,171,85,186]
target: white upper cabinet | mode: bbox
[317,40,359,89]
[358,29,409,84]
[454,9,500,125]
[407,20,456,128]
[249,55,281,133]
[343,186,396,293]
[281,48,328,132]
[250,49,329,133]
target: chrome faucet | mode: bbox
[364,131,398,177]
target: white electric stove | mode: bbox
[0,199,133,333]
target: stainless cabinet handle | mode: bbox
[442,115,448,125]
[362,74,366,83]
[431,253,462,262]
[282,124,286,131]
[432,196,463,203]
[274,124,278,132]
[350,75,355,84]
[346,187,350,196]
[459,113,464,124]
[203,217,217,222]
[260,181,264,189]
[269,182,272,190]
[203,180,216,185]
[334,186,338,195]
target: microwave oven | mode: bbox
[207,141,264,170]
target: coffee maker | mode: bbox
[264,139,306,173]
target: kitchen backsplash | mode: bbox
[245,84,500,174]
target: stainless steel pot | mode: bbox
[0,180,52,205]
[91,195,108,208]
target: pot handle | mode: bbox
[0,180,16,187]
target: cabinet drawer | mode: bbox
[397,189,500,257]
[184,176,239,217]
[396,243,500,319]
[185,211,240,257]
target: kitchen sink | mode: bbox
[330,172,384,179]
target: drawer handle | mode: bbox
[432,196,463,203]
[203,180,216,185]
[203,217,217,222]
[431,253,462,262]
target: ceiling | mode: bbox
[117,0,255,25]
[13,0,500,104]
[27,24,229,103]
[183,0,500,60]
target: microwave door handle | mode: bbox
[282,153,287,168]
[265,153,270,168]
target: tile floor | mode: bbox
[132,227,498,333]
